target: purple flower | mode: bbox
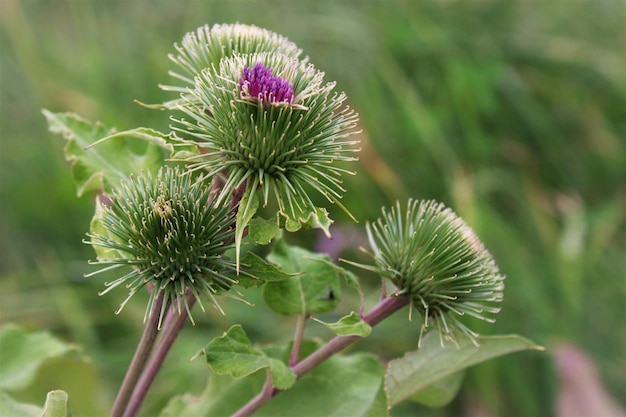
[239,62,294,104]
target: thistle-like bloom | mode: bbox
[357,199,505,345]
[85,167,238,326]
[173,52,359,219]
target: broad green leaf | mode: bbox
[0,392,41,417]
[248,216,280,245]
[203,325,295,390]
[257,352,386,417]
[234,252,294,288]
[0,325,75,391]
[159,373,263,417]
[385,333,544,406]
[162,342,386,417]
[366,376,389,417]
[409,371,464,407]
[318,257,362,290]
[42,110,173,196]
[339,266,361,290]
[318,257,365,309]
[312,312,372,337]
[89,126,195,160]
[41,391,72,417]
[263,239,341,315]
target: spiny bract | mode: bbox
[162,23,303,107]
[172,51,360,219]
[362,199,505,346]
[85,166,238,326]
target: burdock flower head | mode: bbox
[172,51,359,265]
[85,167,238,326]
[357,199,505,345]
[174,52,359,216]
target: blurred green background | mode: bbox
[1,0,624,416]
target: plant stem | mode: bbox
[230,294,410,417]
[122,296,197,417]
[289,314,307,366]
[230,370,274,417]
[109,291,165,417]
[292,295,409,377]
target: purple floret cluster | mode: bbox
[239,62,294,104]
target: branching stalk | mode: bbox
[230,294,410,417]
[121,295,197,417]
[289,314,308,366]
[109,291,165,417]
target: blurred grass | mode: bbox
[1,1,624,416]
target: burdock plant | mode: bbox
[42,22,541,417]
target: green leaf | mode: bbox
[312,312,372,337]
[0,325,75,391]
[282,206,333,237]
[408,371,464,407]
[42,110,172,196]
[234,252,294,288]
[339,267,361,290]
[263,239,341,315]
[159,373,263,417]
[257,352,386,417]
[203,325,296,390]
[89,126,193,159]
[318,257,362,290]
[366,377,389,417]
[385,333,544,406]
[163,343,386,417]
[234,189,259,271]
[88,197,125,261]
[0,392,41,417]
[248,215,280,245]
[41,391,72,417]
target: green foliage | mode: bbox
[248,216,280,245]
[1,390,73,417]
[203,325,296,390]
[233,252,294,288]
[41,111,175,196]
[283,206,334,237]
[386,333,544,406]
[263,239,342,315]
[408,372,465,408]
[235,190,260,270]
[0,325,75,391]
[0,326,77,417]
[166,341,386,417]
[0,392,41,417]
[312,311,372,337]
[256,350,386,417]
